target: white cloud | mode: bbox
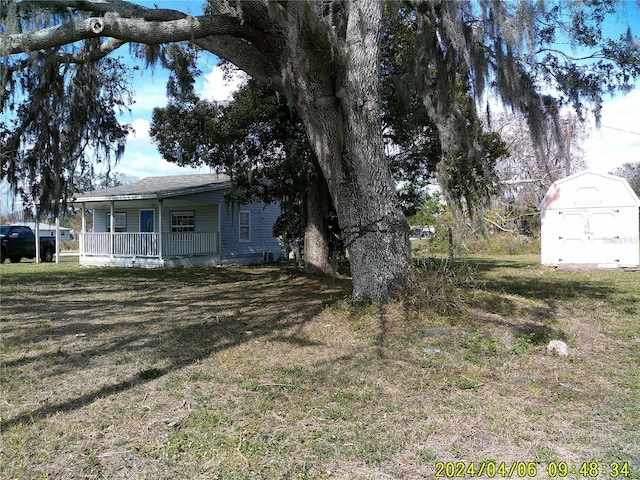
[114,62,249,179]
[128,118,151,143]
[115,118,210,179]
[584,89,640,173]
[199,64,249,103]
[116,150,210,180]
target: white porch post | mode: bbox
[35,221,40,264]
[80,202,86,258]
[158,199,163,261]
[55,217,60,264]
[110,201,115,258]
[217,203,221,255]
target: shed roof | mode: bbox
[538,169,640,211]
[73,173,231,203]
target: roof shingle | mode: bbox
[74,173,231,201]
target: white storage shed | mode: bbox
[539,170,640,267]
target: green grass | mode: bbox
[1,256,639,479]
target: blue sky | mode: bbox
[571,0,640,173]
[102,0,237,179]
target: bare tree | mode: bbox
[492,112,588,234]
[612,162,640,195]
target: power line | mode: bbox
[602,125,640,136]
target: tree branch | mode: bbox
[0,12,259,56]
[500,177,545,186]
[55,38,126,63]
[535,46,607,62]
[1,17,105,55]
[12,0,188,21]
[2,1,286,91]
[195,36,279,88]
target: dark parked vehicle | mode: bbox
[0,225,56,263]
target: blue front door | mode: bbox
[140,210,155,256]
[140,210,154,233]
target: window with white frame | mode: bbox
[171,212,195,232]
[107,212,127,232]
[239,211,250,241]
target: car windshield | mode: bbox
[0,226,9,236]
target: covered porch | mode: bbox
[79,231,220,267]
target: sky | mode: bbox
[575,0,640,174]
[121,79,640,179]
[581,88,640,173]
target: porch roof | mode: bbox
[72,173,231,204]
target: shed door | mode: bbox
[558,209,619,264]
[558,210,590,263]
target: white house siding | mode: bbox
[92,210,108,233]
[539,170,640,267]
[161,201,219,235]
[219,201,282,264]
[92,209,138,233]
[180,189,282,263]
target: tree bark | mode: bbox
[303,162,335,275]
[339,1,410,303]
[286,1,410,303]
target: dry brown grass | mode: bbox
[1,257,638,479]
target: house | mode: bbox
[18,222,72,242]
[72,173,282,268]
[538,169,640,267]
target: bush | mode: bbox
[403,261,477,317]
[412,231,540,266]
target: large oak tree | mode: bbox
[2,0,639,303]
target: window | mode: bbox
[107,212,127,232]
[171,212,195,232]
[239,211,250,241]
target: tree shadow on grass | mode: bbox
[404,257,636,346]
[483,275,617,302]
[478,272,640,326]
[467,257,623,302]
[0,265,350,430]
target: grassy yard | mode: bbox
[1,256,638,479]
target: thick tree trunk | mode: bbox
[288,1,411,303]
[303,161,335,275]
[340,1,410,303]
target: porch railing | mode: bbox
[80,232,218,257]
